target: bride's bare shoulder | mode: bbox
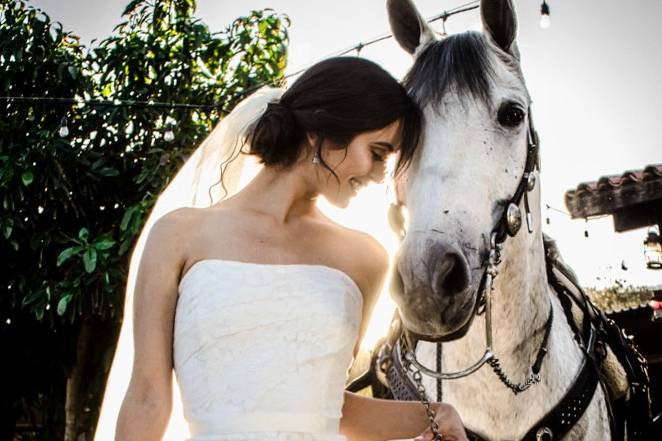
[150,205,238,255]
[313,215,389,286]
[151,206,203,233]
[143,208,195,256]
[151,206,226,240]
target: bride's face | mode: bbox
[315,120,401,208]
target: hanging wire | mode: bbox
[0,1,480,113]
[0,96,224,111]
[545,204,571,217]
[543,203,611,233]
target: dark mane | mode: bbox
[403,31,495,108]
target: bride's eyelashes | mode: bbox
[371,148,388,162]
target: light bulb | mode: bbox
[164,126,175,142]
[540,1,551,29]
[59,117,69,137]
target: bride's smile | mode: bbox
[312,120,400,208]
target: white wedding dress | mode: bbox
[173,258,364,441]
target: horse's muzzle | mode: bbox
[392,240,477,338]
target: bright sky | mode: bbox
[26,1,662,438]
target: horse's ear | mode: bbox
[480,0,519,57]
[387,0,435,56]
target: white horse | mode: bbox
[384,0,615,439]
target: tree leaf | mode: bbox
[57,293,73,316]
[22,289,44,307]
[120,207,135,231]
[78,227,89,241]
[35,304,45,321]
[94,239,115,250]
[3,222,12,239]
[57,246,80,266]
[98,167,119,177]
[83,248,97,273]
[21,170,33,186]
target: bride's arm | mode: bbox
[340,237,467,441]
[340,392,467,441]
[115,211,188,440]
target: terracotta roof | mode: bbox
[565,164,662,219]
[604,302,651,315]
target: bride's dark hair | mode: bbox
[248,56,422,176]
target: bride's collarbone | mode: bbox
[185,231,338,269]
[181,208,371,287]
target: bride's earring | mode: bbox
[312,151,320,165]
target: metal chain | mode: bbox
[486,357,541,394]
[486,300,553,395]
[403,344,444,441]
[436,342,443,402]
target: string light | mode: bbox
[1,96,226,112]
[5,2,484,115]
[440,17,449,37]
[644,226,662,270]
[540,1,551,29]
[163,122,175,143]
[0,0,491,133]
[59,116,69,137]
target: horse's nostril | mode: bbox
[435,251,470,295]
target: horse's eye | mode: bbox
[497,103,526,127]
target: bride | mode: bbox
[101,56,468,441]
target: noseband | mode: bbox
[388,108,554,387]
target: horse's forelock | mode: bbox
[403,31,498,109]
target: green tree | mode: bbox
[0,0,288,438]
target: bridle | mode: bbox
[379,107,652,441]
[387,108,554,388]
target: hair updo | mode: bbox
[249,101,302,166]
[247,56,422,176]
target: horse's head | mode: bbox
[388,0,537,340]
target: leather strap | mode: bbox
[378,242,605,441]
[493,109,539,244]
[521,358,600,441]
[462,358,600,441]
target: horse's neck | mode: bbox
[420,227,586,436]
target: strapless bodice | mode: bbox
[173,259,363,441]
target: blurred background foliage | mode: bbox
[587,283,654,313]
[0,0,288,438]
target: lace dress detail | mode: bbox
[174,259,363,441]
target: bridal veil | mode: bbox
[95,87,284,440]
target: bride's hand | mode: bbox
[414,403,468,441]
